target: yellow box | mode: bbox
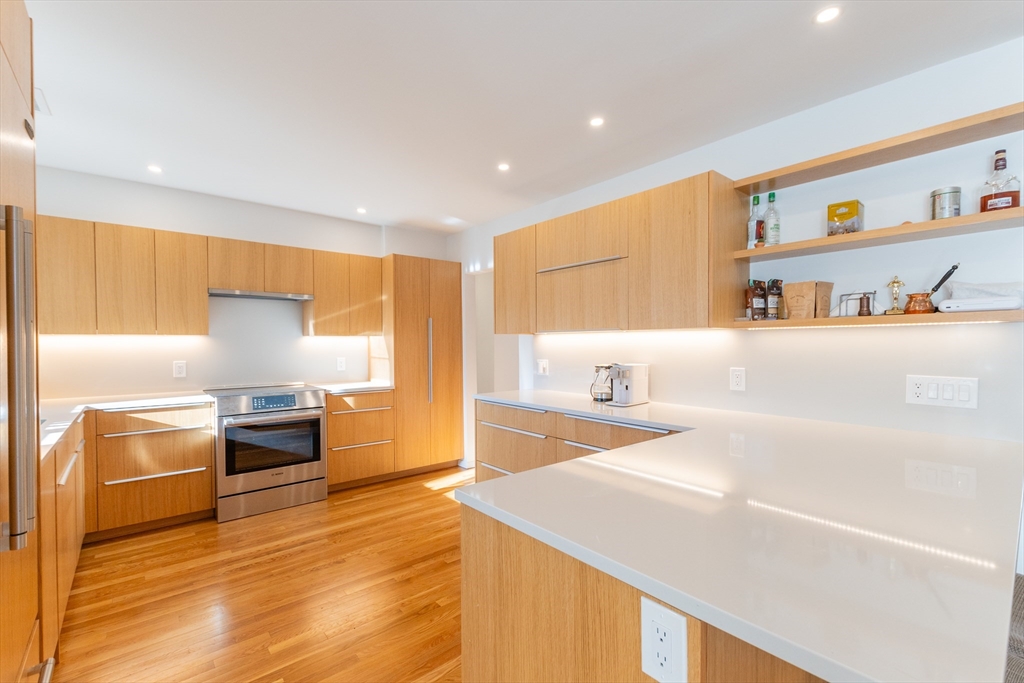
[827,200,864,236]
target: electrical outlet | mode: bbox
[729,367,745,392]
[729,432,745,458]
[906,375,978,409]
[536,359,549,375]
[336,357,346,372]
[172,361,186,378]
[641,596,687,682]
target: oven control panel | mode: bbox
[251,394,297,411]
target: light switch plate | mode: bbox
[172,361,186,378]
[536,359,549,375]
[641,596,687,682]
[906,375,978,409]
[337,357,346,371]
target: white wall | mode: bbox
[449,37,1024,448]
[36,167,450,398]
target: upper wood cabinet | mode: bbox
[95,222,157,334]
[349,255,383,335]
[265,244,313,295]
[493,225,536,334]
[537,259,628,332]
[208,237,264,291]
[37,216,97,334]
[155,231,209,335]
[535,195,635,272]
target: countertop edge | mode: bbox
[454,488,873,683]
[473,393,694,433]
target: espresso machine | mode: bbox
[609,363,649,407]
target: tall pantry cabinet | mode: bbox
[0,1,41,681]
[383,255,464,471]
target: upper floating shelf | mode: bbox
[733,102,1024,195]
[733,207,1024,262]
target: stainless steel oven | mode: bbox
[208,384,327,522]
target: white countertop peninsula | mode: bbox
[457,390,1024,682]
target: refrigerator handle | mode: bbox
[2,205,36,552]
[427,317,433,404]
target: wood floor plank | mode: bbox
[54,467,473,683]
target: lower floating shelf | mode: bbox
[731,310,1024,329]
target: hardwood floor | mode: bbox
[54,467,474,683]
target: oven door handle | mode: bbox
[222,410,324,427]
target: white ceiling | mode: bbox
[25,1,1024,233]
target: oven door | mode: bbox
[216,408,326,497]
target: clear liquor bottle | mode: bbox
[763,192,781,246]
[979,149,1020,212]
[747,195,763,249]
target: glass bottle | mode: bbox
[747,195,763,249]
[979,149,1020,212]
[764,192,781,246]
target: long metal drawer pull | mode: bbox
[104,466,208,486]
[564,440,607,452]
[102,424,209,438]
[26,658,56,683]
[480,422,547,439]
[102,402,208,413]
[427,317,434,404]
[330,406,392,415]
[76,411,85,423]
[57,451,80,487]
[479,462,513,476]
[563,413,670,434]
[479,400,547,414]
[331,439,393,451]
[536,255,623,274]
[76,439,86,454]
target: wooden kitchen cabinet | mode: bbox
[493,225,536,334]
[208,237,265,292]
[535,195,635,272]
[265,243,313,294]
[308,250,350,335]
[155,230,209,335]
[349,255,382,335]
[536,258,628,332]
[38,447,59,662]
[96,406,214,530]
[55,432,85,631]
[384,255,464,472]
[37,216,98,334]
[95,222,157,334]
[326,391,396,485]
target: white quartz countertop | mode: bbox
[312,380,394,394]
[457,391,1024,682]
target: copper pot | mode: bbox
[904,292,936,314]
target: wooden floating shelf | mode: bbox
[732,310,1024,330]
[733,208,1024,262]
[734,102,1024,195]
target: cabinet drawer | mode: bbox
[328,440,395,485]
[556,438,607,463]
[96,404,211,435]
[475,462,510,482]
[476,400,556,436]
[476,420,557,474]
[98,468,213,530]
[98,427,213,484]
[327,392,395,449]
[555,413,672,450]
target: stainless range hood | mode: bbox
[208,288,313,302]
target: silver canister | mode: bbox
[930,186,961,220]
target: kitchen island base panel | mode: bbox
[327,459,461,493]
[84,509,214,544]
[461,507,821,683]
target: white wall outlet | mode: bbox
[536,359,549,375]
[336,357,346,371]
[729,367,745,392]
[906,375,978,409]
[729,432,745,458]
[641,596,687,682]
[172,361,186,378]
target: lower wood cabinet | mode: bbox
[95,406,214,531]
[554,412,672,449]
[328,441,396,485]
[475,462,510,482]
[476,420,556,474]
[326,391,397,486]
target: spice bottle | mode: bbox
[980,149,1021,212]
[749,280,767,321]
[766,279,783,320]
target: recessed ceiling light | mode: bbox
[497,163,510,171]
[815,7,841,23]
[590,117,604,127]
[356,207,367,214]
[147,164,162,174]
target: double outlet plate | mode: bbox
[641,596,687,682]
